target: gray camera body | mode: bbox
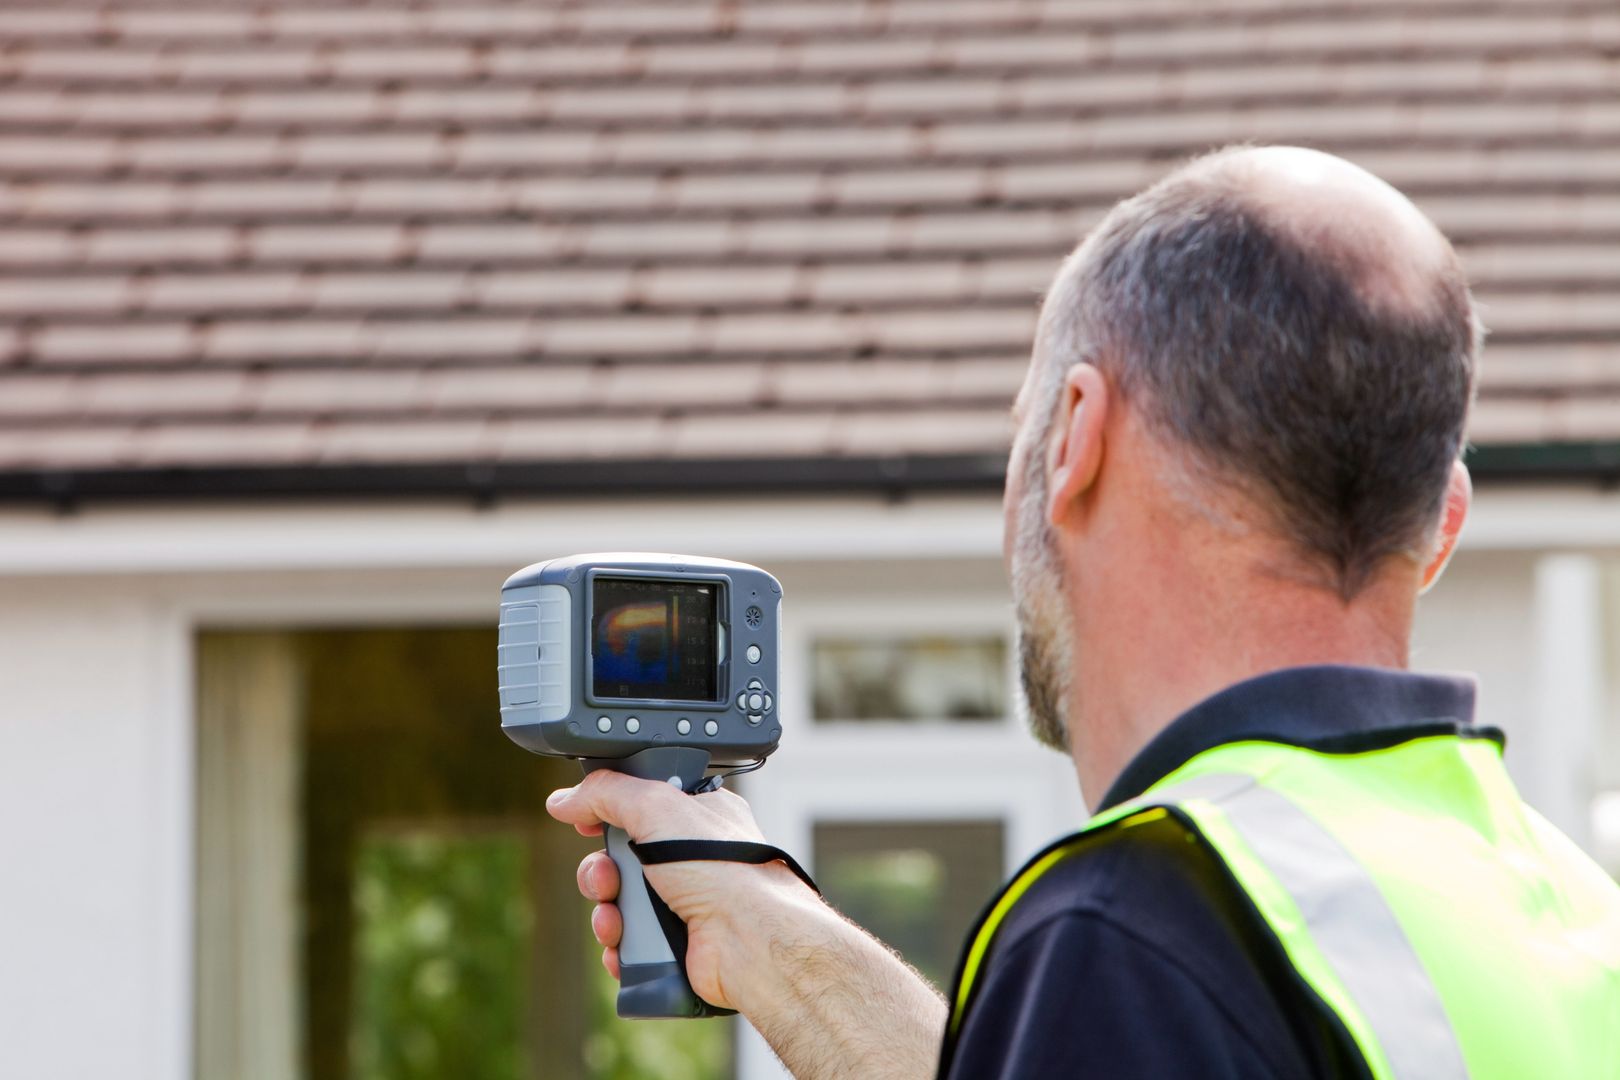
[499,553,784,1020]
[499,552,783,763]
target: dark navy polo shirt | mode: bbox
[940,665,1489,1080]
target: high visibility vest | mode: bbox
[944,731,1620,1078]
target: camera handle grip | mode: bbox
[582,746,735,1019]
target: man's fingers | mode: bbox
[576,850,620,902]
[591,902,623,949]
[602,946,620,981]
[546,769,683,838]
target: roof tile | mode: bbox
[840,407,1011,455]
[313,419,495,465]
[641,264,800,308]
[309,272,471,312]
[808,260,974,305]
[174,48,321,84]
[0,425,139,469]
[417,223,569,262]
[475,268,635,309]
[870,307,1036,351]
[599,361,768,409]
[367,317,532,360]
[34,321,197,365]
[202,319,372,364]
[540,315,706,357]
[252,224,409,265]
[254,368,427,414]
[665,409,839,459]
[0,276,132,316]
[424,363,603,412]
[0,373,82,418]
[84,226,237,267]
[497,412,669,461]
[133,422,316,467]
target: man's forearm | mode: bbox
[723,879,947,1080]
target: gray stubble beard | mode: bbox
[1010,450,1077,753]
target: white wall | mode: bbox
[0,577,192,1080]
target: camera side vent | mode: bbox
[499,584,571,723]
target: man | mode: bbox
[547,146,1620,1078]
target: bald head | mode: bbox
[1187,146,1458,319]
[1030,145,1479,597]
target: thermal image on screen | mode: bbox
[592,578,718,702]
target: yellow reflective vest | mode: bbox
[945,731,1620,1078]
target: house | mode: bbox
[2,2,1618,1078]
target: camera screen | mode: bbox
[592,578,720,702]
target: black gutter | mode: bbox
[0,453,1012,510]
[0,444,1614,510]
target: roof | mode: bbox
[2,0,1619,503]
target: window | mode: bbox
[810,636,1007,723]
[814,821,1005,988]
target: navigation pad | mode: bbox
[736,677,774,725]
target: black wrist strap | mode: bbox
[629,839,822,896]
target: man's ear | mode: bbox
[1046,364,1110,528]
[1420,460,1471,594]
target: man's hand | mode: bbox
[546,773,948,1080]
[546,772,815,1011]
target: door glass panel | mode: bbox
[810,636,1006,723]
[814,821,1004,988]
[350,830,534,1080]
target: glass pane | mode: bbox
[811,636,1007,722]
[350,830,533,1080]
[814,821,1005,988]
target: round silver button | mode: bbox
[625,717,640,734]
[704,719,719,736]
[747,692,764,711]
[596,716,612,733]
[676,718,691,736]
[746,644,762,663]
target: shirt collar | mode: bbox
[1095,664,1488,812]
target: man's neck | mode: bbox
[1063,538,1419,810]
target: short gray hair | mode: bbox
[1035,158,1480,598]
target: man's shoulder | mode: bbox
[952,814,1364,1079]
[992,810,1242,960]
[952,819,1360,1080]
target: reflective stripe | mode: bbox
[1142,773,1469,1080]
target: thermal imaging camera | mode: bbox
[500,553,786,1018]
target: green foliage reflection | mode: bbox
[350,831,533,1080]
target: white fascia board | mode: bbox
[1457,484,1620,551]
[0,494,1003,577]
[1,481,1615,578]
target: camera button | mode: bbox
[677,718,692,736]
[746,644,762,664]
[625,717,640,734]
[736,691,749,711]
[747,678,763,691]
[747,692,764,711]
[763,694,773,713]
[747,713,763,725]
[704,719,719,737]
[596,716,612,733]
